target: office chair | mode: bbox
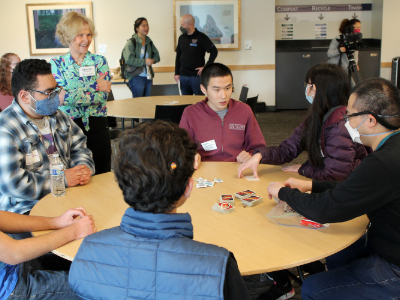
[239,86,249,103]
[246,95,259,115]
[151,84,180,96]
[154,104,191,124]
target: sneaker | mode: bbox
[255,281,295,300]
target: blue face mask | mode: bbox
[28,92,60,116]
[305,86,314,104]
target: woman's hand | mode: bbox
[282,164,301,173]
[97,73,111,93]
[145,58,154,66]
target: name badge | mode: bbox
[201,139,217,151]
[79,66,96,77]
[26,150,40,166]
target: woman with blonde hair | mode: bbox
[51,11,112,175]
[0,53,20,111]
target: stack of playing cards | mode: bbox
[212,202,235,214]
[234,190,256,200]
[219,195,234,204]
[242,195,263,207]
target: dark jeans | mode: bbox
[180,75,203,95]
[74,117,111,175]
[302,236,400,300]
[128,76,152,98]
[8,255,80,299]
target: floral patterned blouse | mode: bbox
[50,51,111,131]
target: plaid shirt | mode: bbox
[0,101,95,214]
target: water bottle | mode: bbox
[50,154,65,197]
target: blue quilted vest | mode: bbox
[69,208,230,299]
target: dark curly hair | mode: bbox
[114,120,197,213]
[200,63,233,89]
[11,59,51,100]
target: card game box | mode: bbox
[241,195,263,207]
[234,190,256,200]
[300,218,329,229]
[212,202,235,214]
[219,194,234,204]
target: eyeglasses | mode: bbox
[343,111,368,122]
[303,82,313,88]
[343,110,400,130]
[29,86,62,100]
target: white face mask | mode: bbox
[345,117,395,144]
[345,119,364,144]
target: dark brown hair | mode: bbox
[339,18,361,34]
[0,53,17,95]
[134,17,147,33]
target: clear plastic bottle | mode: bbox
[50,154,65,197]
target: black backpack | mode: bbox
[119,38,135,82]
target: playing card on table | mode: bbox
[244,175,260,181]
[204,181,214,187]
[212,202,235,214]
[196,183,207,188]
[242,195,263,207]
[219,194,234,204]
[234,190,256,199]
[214,178,223,183]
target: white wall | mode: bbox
[380,0,400,80]
[0,0,276,105]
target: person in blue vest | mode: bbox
[69,120,249,300]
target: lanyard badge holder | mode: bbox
[146,66,152,80]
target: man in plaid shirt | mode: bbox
[0,59,95,215]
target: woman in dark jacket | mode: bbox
[239,63,370,181]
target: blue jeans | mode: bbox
[8,256,80,299]
[128,76,152,98]
[180,75,203,95]
[302,236,400,300]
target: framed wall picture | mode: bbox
[174,0,241,51]
[26,2,94,56]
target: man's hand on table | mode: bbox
[238,152,262,178]
[284,177,312,193]
[65,165,92,187]
[267,182,286,200]
[236,151,252,163]
[54,207,96,240]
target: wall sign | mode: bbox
[275,4,371,13]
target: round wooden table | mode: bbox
[30,162,369,275]
[106,95,203,119]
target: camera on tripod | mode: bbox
[336,25,363,55]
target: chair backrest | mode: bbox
[154,104,191,124]
[246,95,259,114]
[239,86,249,102]
[107,90,117,127]
[106,90,115,101]
[151,84,180,96]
